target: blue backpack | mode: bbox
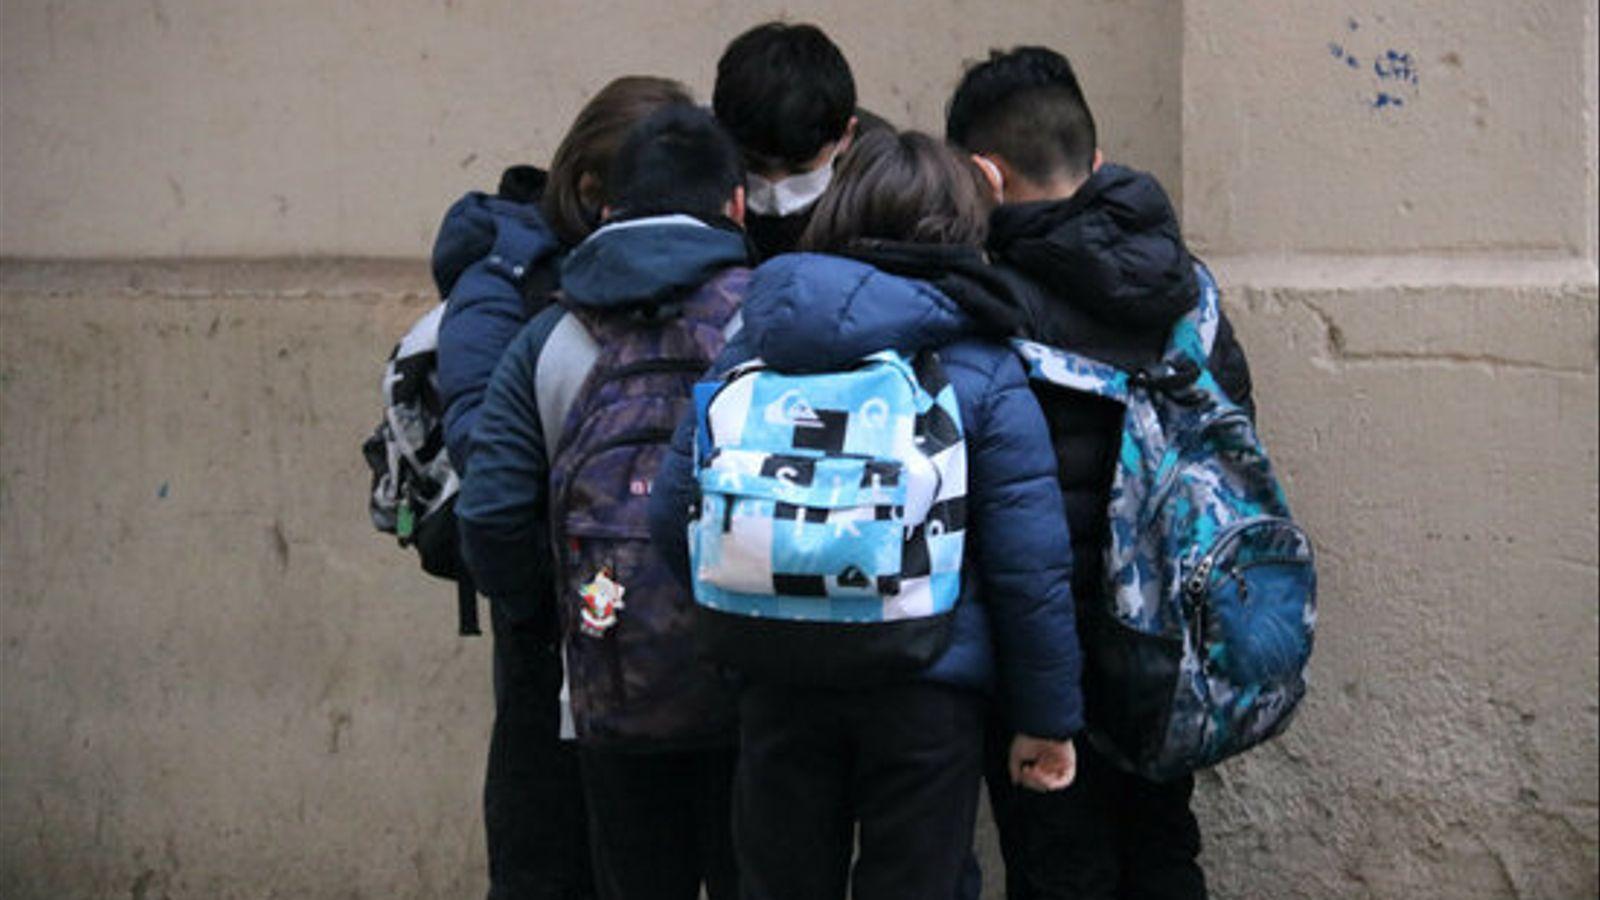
[688,349,968,684]
[1015,264,1316,780]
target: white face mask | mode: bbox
[745,155,837,217]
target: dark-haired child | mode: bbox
[433,74,694,900]
[713,21,889,260]
[458,104,753,900]
[947,46,1256,900]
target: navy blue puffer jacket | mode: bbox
[431,186,564,471]
[649,247,1084,740]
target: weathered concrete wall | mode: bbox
[2,0,1597,898]
[0,0,1180,258]
[1179,2,1600,895]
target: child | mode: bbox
[457,104,752,900]
[712,22,888,260]
[649,128,1084,900]
[946,46,1256,900]
[431,75,691,900]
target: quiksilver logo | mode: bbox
[765,389,824,429]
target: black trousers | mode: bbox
[577,745,739,900]
[485,606,595,900]
[984,717,1207,900]
[735,682,985,900]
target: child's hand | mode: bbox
[1009,734,1077,792]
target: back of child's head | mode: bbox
[544,76,695,246]
[606,104,744,221]
[945,47,1098,185]
[713,22,857,175]
[799,129,993,253]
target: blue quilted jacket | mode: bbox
[649,250,1085,739]
[431,190,564,471]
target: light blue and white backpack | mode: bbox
[688,350,967,684]
[1015,264,1316,780]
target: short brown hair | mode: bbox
[799,129,993,253]
[542,76,693,247]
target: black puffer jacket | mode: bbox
[988,163,1254,631]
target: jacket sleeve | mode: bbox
[966,350,1085,740]
[456,313,560,624]
[1209,312,1255,419]
[437,260,541,472]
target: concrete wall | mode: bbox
[0,0,1180,258]
[1,1,1595,898]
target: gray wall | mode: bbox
[1,1,1595,897]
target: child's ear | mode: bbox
[837,115,860,157]
[726,185,747,227]
[971,154,1005,203]
[1092,148,1104,172]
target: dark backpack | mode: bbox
[545,268,748,747]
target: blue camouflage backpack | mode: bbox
[688,349,968,685]
[1014,264,1316,781]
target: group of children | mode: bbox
[430,21,1253,900]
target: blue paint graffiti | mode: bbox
[1329,20,1418,111]
[158,481,170,499]
[1374,49,1419,85]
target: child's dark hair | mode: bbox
[544,76,694,246]
[607,105,744,221]
[799,129,993,252]
[945,46,1098,184]
[713,22,856,174]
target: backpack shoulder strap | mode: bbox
[1167,261,1221,365]
[533,304,601,453]
[1012,338,1131,403]
[1014,261,1223,402]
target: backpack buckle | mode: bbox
[1130,359,1202,397]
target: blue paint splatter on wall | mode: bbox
[158,481,170,499]
[1329,20,1418,111]
[1374,50,1419,85]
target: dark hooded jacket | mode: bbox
[649,244,1085,740]
[987,163,1255,703]
[458,216,751,623]
[431,167,565,472]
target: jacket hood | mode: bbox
[559,215,750,311]
[839,240,1030,338]
[430,187,560,298]
[736,251,976,372]
[988,163,1196,331]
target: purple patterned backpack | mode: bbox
[547,267,747,747]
